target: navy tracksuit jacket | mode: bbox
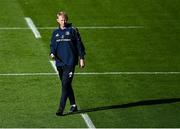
[50,24,85,66]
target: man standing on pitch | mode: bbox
[50,11,85,116]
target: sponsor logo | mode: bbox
[56,39,71,42]
[65,31,70,36]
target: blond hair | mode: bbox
[57,11,68,21]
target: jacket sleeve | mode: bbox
[50,31,56,55]
[73,28,86,59]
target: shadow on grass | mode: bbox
[64,97,180,116]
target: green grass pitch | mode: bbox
[0,0,180,127]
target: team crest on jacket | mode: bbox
[65,31,70,36]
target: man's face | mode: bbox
[57,15,67,28]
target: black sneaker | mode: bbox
[56,108,64,116]
[69,105,78,113]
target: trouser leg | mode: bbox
[57,65,75,110]
[68,83,76,105]
[60,78,69,109]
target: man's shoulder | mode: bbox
[67,27,79,34]
[65,26,77,33]
[65,23,77,30]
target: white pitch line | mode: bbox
[49,60,58,73]
[24,17,96,129]
[0,25,144,30]
[0,72,180,76]
[75,71,180,75]
[79,26,144,29]
[81,114,96,128]
[0,73,57,76]
[37,26,144,29]
[0,27,29,30]
[24,17,41,38]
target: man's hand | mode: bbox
[50,53,55,60]
[79,59,85,68]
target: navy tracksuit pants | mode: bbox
[57,65,76,110]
